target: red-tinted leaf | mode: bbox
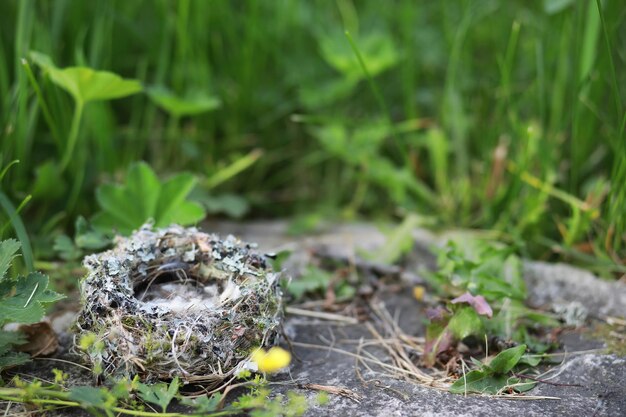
[426,306,449,321]
[451,292,493,318]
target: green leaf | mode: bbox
[154,173,198,226]
[147,86,221,118]
[0,330,26,353]
[201,193,250,219]
[449,370,515,395]
[488,344,527,374]
[74,217,111,250]
[298,76,359,109]
[137,377,180,412]
[286,266,332,299]
[0,272,64,324]
[69,386,117,417]
[0,351,30,370]
[31,161,66,200]
[181,393,222,413]
[517,355,542,367]
[92,162,206,235]
[318,30,399,79]
[0,239,20,280]
[31,52,142,104]
[94,184,141,231]
[423,322,454,367]
[0,330,27,371]
[127,162,161,222]
[448,307,484,340]
[53,235,82,261]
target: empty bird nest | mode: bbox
[74,224,284,384]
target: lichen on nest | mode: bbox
[74,224,284,384]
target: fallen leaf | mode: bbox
[17,321,58,356]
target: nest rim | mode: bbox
[75,224,284,384]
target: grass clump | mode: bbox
[0,1,623,274]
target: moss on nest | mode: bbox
[74,224,283,384]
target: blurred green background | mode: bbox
[0,0,624,273]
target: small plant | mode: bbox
[0,368,314,417]
[28,52,142,172]
[423,239,558,368]
[91,162,206,235]
[449,344,536,395]
[0,239,64,372]
[53,216,111,261]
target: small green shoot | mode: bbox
[424,239,558,370]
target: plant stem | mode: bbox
[22,58,62,151]
[0,388,240,417]
[59,100,84,172]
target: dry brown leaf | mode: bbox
[18,321,59,357]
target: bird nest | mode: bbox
[74,224,283,384]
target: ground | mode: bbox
[4,221,626,416]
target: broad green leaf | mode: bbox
[155,173,197,225]
[94,185,140,231]
[31,51,142,104]
[447,307,484,340]
[0,272,64,324]
[0,239,20,280]
[157,201,205,228]
[93,162,206,235]
[125,162,161,222]
[147,86,220,118]
[449,370,514,395]
[137,377,180,412]
[488,344,527,374]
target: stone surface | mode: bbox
[3,221,626,416]
[524,261,626,318]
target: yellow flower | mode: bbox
[251,346,291,373]
[413,285,425,301]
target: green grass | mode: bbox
[0,0,624,273]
